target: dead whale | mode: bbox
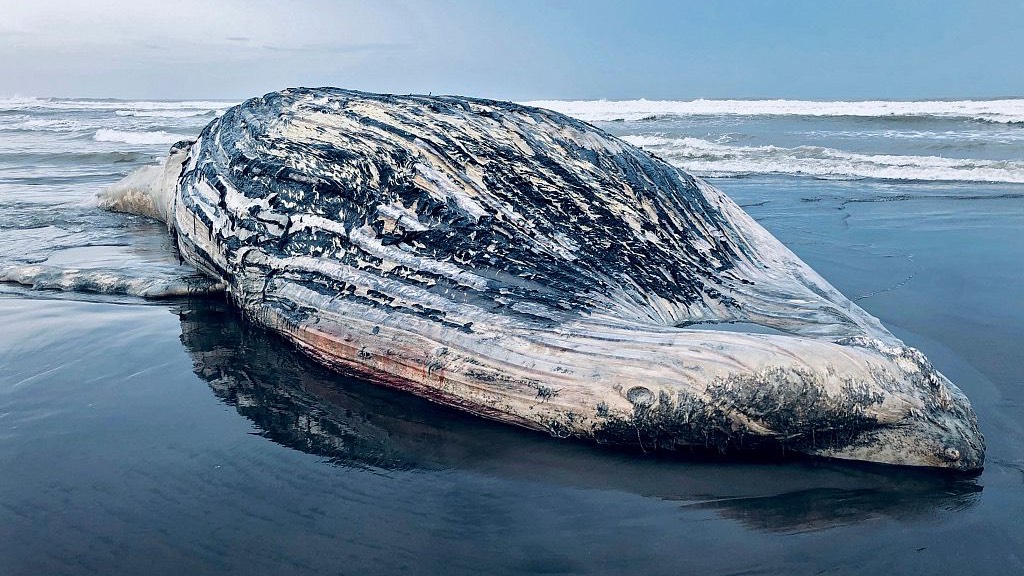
[96,87,984,470]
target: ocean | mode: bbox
[1,96,1022,575]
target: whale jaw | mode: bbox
[811,348,985,472]
[815,412,985,472]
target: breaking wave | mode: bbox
[524,98,1024,124]
[623,135,1024,183]
[0,96,234,113]
[0,150,152,164]
[0,115,88,132]
[114,109,218,118]
[93,129,193,145]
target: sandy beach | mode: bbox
[3,117,1021,573]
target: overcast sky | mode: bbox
[1,0,1022,100]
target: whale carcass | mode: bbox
[99,88,984,470]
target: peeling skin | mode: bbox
[0,264,223,298]
[98,87,984,471]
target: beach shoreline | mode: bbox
[1,99,1022,574]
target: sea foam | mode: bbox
[93,129,191,145]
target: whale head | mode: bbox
[814,341,985,472]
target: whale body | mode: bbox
[98,87,984,470]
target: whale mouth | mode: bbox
[924,388,986,472]
[817,422,985,472]
[811,375,985,472]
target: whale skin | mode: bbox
[101,87,985,471]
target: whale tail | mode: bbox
[98,139,194,224]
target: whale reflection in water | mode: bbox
[176,298,981,534]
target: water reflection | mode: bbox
[176,298,981,534]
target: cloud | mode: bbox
[0,0,429,97]
[0,0,413,50]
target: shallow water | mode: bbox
[1,98,1023,574]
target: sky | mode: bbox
[1,0,1022,101]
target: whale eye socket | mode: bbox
[626,386,655,407]
[944,447,961,461]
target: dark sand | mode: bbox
[1,176,1022,575]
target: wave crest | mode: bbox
[114,109,217,118]
[0,115,87,132]
[0,96,234,113]
[623,134,1024,183]
[524,98,1024,124]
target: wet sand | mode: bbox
[1,176,1022,575]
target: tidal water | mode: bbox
[1,97,1023,575]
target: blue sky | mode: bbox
[1,0,1021,100]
